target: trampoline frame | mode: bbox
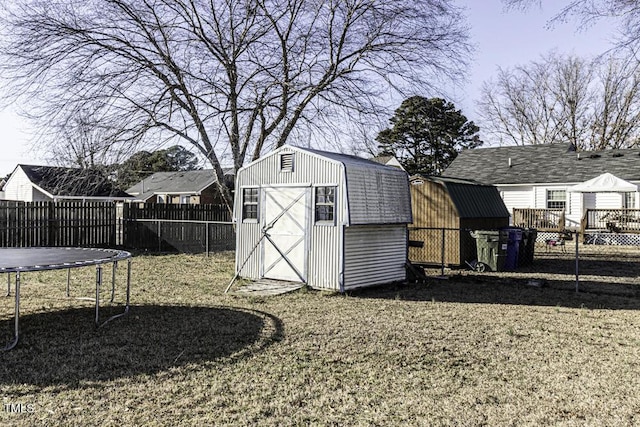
[1,247,132,351]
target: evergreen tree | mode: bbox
[376,97,482,175]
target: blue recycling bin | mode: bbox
[501,227,523,271]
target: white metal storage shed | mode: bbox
[233,145,412,292]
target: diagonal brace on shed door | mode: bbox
[225,191,307,293]
[262,232,306,283]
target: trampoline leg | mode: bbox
[95,264,102,326]
[110,261,117,303]
[6,273,10,297]
[96,259,131,328]
[2,271,20,351]
[67,268,71,297]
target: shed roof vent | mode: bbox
[280,153,294,172]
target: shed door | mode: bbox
[262,187,309,282]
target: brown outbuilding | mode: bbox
[409,175,510,267]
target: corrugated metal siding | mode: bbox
[235,147,345,282]
[307,225,342,290]
[343,225,407,290]
[235,223,262,279]
[347,167,412,225]
[235,146,411,290]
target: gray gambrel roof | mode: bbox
[443,143,640,185]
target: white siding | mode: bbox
[596,192,623,209]
[499,186,533,216]
[343,225,407,290]
[566,191,584,229]
[3,167,39,202]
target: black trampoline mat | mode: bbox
[0,247,131,272]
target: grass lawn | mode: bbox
[1,252,640,426]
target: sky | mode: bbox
[0,0,622,177]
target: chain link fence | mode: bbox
[123,219,235,255]
[409,227,640,293]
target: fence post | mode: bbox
[205,222,210,257]
[440,228,446,277]
[575,230,580,292]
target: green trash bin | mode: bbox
[473,230,507,272]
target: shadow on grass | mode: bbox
[350,275,640,310]
[0,304,282,387]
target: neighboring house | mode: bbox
[409,175,510,267]
[126,169,234,204]
[370,155,405,170]
[442,143,640,232]
[233,145,412,292]
[0,178,6,199]
[3,164,132,202]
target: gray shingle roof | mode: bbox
[20,165,131,198]
[443,143,640,185]
[126,169,233,196]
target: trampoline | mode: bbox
[0,247,132,351]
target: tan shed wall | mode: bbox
[409,180,462,265]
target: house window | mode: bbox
[315,186,335,223]
[280,153,294,172]
[547,190,566,210]
[242,188,259,221]
[624,192,636,209]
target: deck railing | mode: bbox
[512,208,566,231]
[582,209,640,233]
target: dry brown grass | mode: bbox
[2,252,640,426]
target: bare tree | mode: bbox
[0,0,471,210]
[48,111,141,170]
[589,56,640,149]
[478,52,640,149]
[503,1,639,54]
[478,53,581,145]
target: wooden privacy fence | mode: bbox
[0,201,235,253]
[0,201,116,247]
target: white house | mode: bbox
[3,164,132,202]
[233,145,412,292]
[443,143,640,231]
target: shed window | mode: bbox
[315,186,335,223]
[546,190,566,210]
[242,188,259,220]
[280,153,294,172]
